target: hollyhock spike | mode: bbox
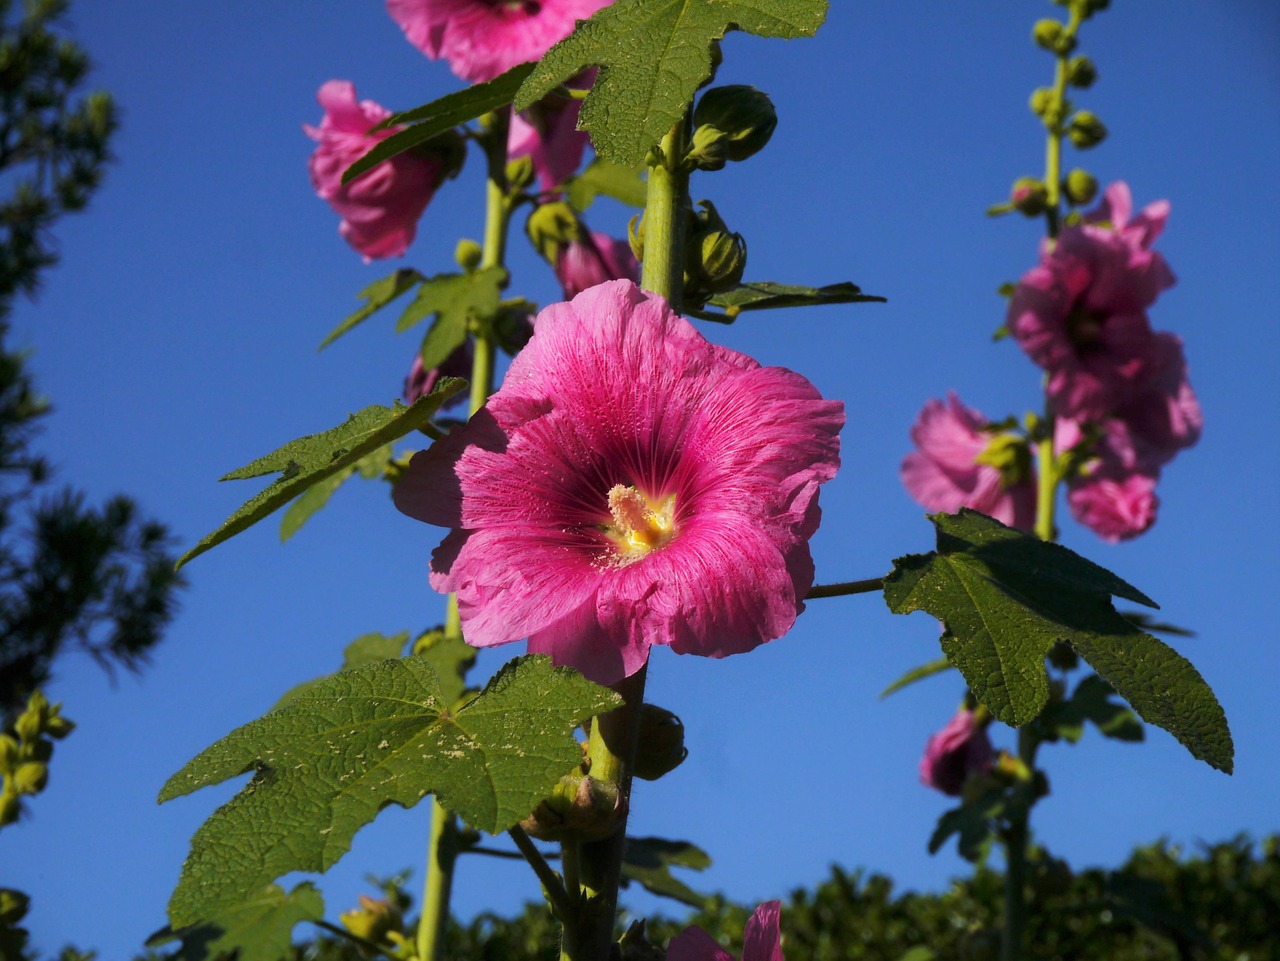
[393,280,843,685]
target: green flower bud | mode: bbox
[1067,111,1107,148]
[13,762,47,795]
[42,704,74,740]
[525,200,580,264]
[340,894,402,944]
[1009,177,1049,217]
[0,735,17,773]
[1063,168,1099,206]
[685,200,746,297]
[520,774,622,842]
[0,888,30,926]
[1028,87,1055,118]
[0,788,18,828]
[455,239,483,272]
[1066,55,1098,88]
[684,123,729,172]
[1032,19,1075,54]
[691,85,777,164]
[505,154,536,193]
[627,212,645,263]
[632,704,687,781]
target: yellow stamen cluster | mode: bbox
[606,484,677,561]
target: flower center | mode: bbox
[1066,305,1106,350]
[605,484,677,562]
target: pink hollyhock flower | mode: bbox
[901,393,1036,531]
[1008,182,1175,422]
[387,0,611,84]
[668,901,785,961]
[920,708,994,797]
[404,340,473,410]
[555,230,639,298]
[393,280,843,685]
[1111,332,1202,469]
[508,71,595,192]
[306,80,446,261]
[1055,417,1160,543]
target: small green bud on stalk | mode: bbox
[684,124,729,172]
[1032,19,1076,55]
[505,154,536,193]
[524,200,580,264]
[13,762,47,795]
[1028,87,1056,119]
[0,735,17,773]
[1067,111,1107,148]
[0,888,30,925]
[685,200,746,297]
[632,704,687,781]
[692,85,777,164]
[1009,177,1050,217]
[0,787,17,827]
[1063,168,1099,206]
[1066,55,1098,88]
[454,239,482,272]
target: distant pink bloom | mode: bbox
[668,901,785,961]
[508,71,595,191]
[404,341,473,410]
[920,709,994,796]
[306,80,445,261]
[1111,332,1201,469]
[393,280,843,685]
[1008,181,1175,421]
[901,393,1035,531]
[1056,417,1160,543]
[387,0,611,83]
[555,230,639,298]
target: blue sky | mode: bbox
[3,2,1278,957]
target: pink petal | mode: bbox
[667,925,735,961]
[743,901,785,961]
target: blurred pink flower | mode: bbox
[1056,417,1160,543]
[508,71,595,191]
[1111,332,1201,469]
[668,901,785,961]
[555,230,639,298]
[404,341,473,410]
[920,708,994,796]
[1008,181,1175,421]
[901,393,1035,531]
[387,0,611,83]
[393,280,843,685]
[305,80,445,261]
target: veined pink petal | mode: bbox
[742,901,785,961]
[667,925,735,961]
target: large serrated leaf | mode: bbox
[150,883,323,961]
[179,387,463,568]
[884,510,1232,773]
[279,443,393,544]
[271,631,411,712]
[620,837,713,909]
[341,64,535,184]
[319,269,424,349]
[515,0,829,165]
[160,654,620,925]
[398,268,506,368]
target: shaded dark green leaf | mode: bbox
[566,158,648,210]
[880,658,954,699]
[149,883,323,961]
[620,837,713,909]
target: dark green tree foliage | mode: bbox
[0,0,181,718]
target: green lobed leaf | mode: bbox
[884,510,1232,773]
[566,158,648,211]
[150,883,324,961]
[271,631,412,712]
[880,657,954,699]
[319,269,424,349]
[398,268,506,368]
[927,787,1004,863]
[515,0,829,166]
[341,64,535,184]
[412,629,478,709]
[1041,673,1144,745]
[620,837,713,909]
[703,281,886,316]
[178,386,464,568]
[160,654,620,925]
[279,444,393,544]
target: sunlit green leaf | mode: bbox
[319,269,424,349]
[884,510,1232,773]
[702,280,885,317]
[149,883,323,961]
[398,268,506,370]
[516,0,829,165]
[566,158,647,211]
[271,632,411,712]
[179,386,465,568]
[161,655,620,925]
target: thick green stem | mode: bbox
[1043,7,1083,241]
[1034,434,1057,543]
[417,798,458,961]
[640,121,691,306]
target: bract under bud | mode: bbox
[1063,168,1098,206]
[520,773,622,841]
[1066,55,1098,88]
[505,154,536,193]
[692,85,777,164]
[633,704,687,781]
[627,212,644,262]
[455,239,483,271]
[684,123,729,172]
[1067,111,1107,148]
[685,200,746,297]
[1010,177,1049,216]
[974,432,1033,488]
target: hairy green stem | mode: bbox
[510,824,575,921]
[640,120,691,306]
[419,109,515,961]
[1034,434,1057,543]
[1001,727,1042,961]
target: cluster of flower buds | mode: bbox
[685,84,777,171]
[683,200,747,301]
[1,691,74,829]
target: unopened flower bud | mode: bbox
[1032,19,1075,54]
[684,123,729,172]
[520,774,622,842]
[1067,111,1107,148]
[0,888,30,925]
[1063,168,1098,206]
[43,710,74,740]
[13,762,47,795]
[0,787,17,827]
[1029,87,1055,118]
[1066,55,1097,88]
[340,894,402,944]
[692,85,777,164]
[633,705,687,781]
[1009,177,1049,217]
[685,201,746,296]
[455,239,482,272]
[0,735,17,773]
[525,200,580,264]
[505,154,536,193]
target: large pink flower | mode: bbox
[387,0,611,83]
[1008,182,1175,421]
[919,708,994,797]
[901,393,1036,531]
[393,280,843,685]
[668,901,785,961]
[555,230,639,298]
[306,80,446,261]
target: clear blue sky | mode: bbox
[3,2,1278,957]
